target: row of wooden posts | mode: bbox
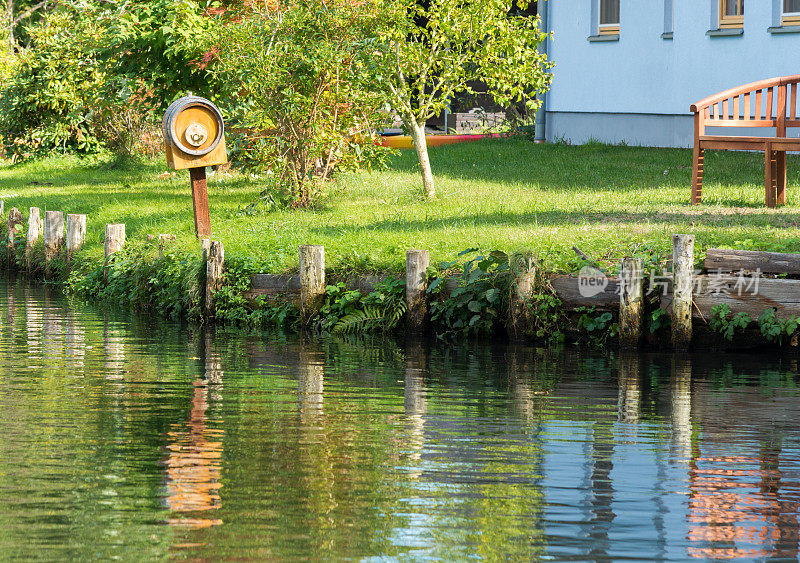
[294,237,697,349]
[4,206,93,270]
[3,201,699,347]
[3,203,230,317]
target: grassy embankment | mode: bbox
[1,139,799,276]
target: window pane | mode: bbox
[786,0,800,13]
[723,0,743,16]
[600,0,619,25]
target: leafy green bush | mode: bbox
[0,1,217,160]
[212,255,300,329]
[206,0,390,207]
[0,9,105,160]
[68,240,204,320]
[709,304,752,341]
[527,291,566,344]
[427,249,510,335]
[758,308,799,346]
[576,306,618,346]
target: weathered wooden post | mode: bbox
[44,211,64,277]
[508,253,536,339]
[619,257,644,349]
[205,241,224,318]
[299,245,325,326]
[6,207,22,268]
[406,249,430,332]
[105,224,126,259]
[26,207,42,269]
[65,214,86,266]
[671,234,695,349]
[162,97,228,238]
[104,223,126,280]
[201,238,211,260]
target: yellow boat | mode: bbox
[379,133,502,149]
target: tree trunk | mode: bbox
[6,0,13,52]
[409,120,435,199]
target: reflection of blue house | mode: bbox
[537,0,800,147]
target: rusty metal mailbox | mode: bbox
[162,96,227,238]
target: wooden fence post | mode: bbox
[299,245,325,326]
[619,257,644,348]
[508,253,536,339]
[205,241,224,318]
[44,211,64,277]
[671,234,695,349]
[26,207,42,269]
[104,223,126,280]
[105,224,126,259]
[406,249,430,332]
[65,214,86,266]
[6,207,22,268]
[201,238,211,260]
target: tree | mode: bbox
[374,0,552,198]
[0,0,218,160]
[206,0,390,207]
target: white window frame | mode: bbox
[783,0,800,25]
[719,0,744,29]
[598,0,620,36]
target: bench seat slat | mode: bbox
[699,135,800,151]
[704,119,776,127]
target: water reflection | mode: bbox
[164,329,224,529]
[671,355,693,462]
[618,352,641,423]
[298,340,324,420]
[404,339,427,475]
[2,276,800,560]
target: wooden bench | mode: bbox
[691,75,800,207]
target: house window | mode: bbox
[599,0,620,35]
[719,0,743,29]
[784,0,800,25]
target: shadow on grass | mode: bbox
[308,208,800,238]
[389,139,800,197]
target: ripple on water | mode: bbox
[2,277,800,560]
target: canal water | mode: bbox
[2,278,800,560]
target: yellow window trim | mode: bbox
[719,0,743,29]
[782,14,800,25]
[599,24,620,35]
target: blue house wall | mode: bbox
[544,0,800,147]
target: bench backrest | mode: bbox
[691,75,800,136]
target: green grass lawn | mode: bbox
[2,139,799,274]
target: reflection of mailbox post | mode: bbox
[162,96,228,238]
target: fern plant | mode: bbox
[333,301,407,334]
[321,277,406,334]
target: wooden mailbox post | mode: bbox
[162,96,228,238]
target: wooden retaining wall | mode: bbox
[3,198,800,348]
